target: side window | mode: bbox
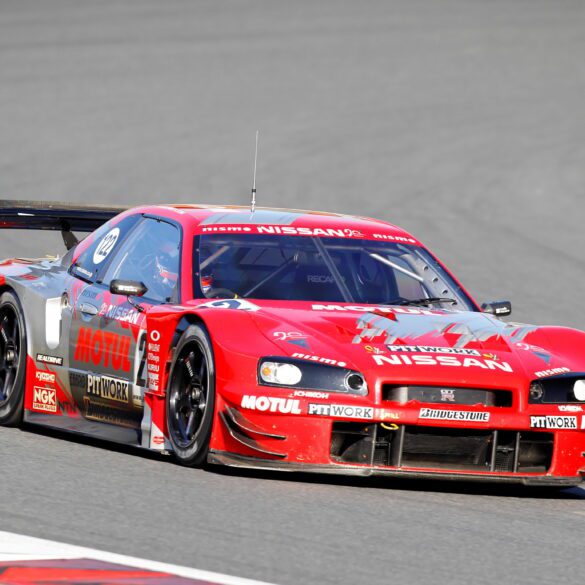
[392,255,426,299]
[71,215,141,283]
[101,218,181,303]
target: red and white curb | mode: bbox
[0,531,276,584]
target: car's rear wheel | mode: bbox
[166,324,215,466]
[0,291,27,426]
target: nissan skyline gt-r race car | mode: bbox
[1,200,584,487]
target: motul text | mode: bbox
[74,327,131,372]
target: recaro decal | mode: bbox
[93,227,120,264]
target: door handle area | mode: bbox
[79,303,98,316]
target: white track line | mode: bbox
[0,530,276,585]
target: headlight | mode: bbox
[528,374,585,404]
[345,372,367,393]
[260,362,303,386]
[258,357,368,396]
[529,382,544,401]
[573,380,585,401]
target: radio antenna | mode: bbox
[251,130,259,213]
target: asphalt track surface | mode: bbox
[1,1,585,584]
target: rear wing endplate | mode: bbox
[0,199,128,249]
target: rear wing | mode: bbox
[0,200,128,249]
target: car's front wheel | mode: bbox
[166,324,215,466]
[0,291,27,426]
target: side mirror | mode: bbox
[481,300,512,317]
[110,279,148,298]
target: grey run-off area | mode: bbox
[1,1,584,584]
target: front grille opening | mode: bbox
[493,431,517,472]
[401,427,492,470]
[330,424,554,474]
[517,432,553,472]
[330,422,376,464]
[382,385,513,407]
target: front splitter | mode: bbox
[208,450,583,487]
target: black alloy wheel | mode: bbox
[166,324,215,466]
[0,291,27,426]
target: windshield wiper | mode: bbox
[386,297,458,307]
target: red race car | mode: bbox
[0,200,584,486]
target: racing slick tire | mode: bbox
[166,324,215,466]
[0,291,27,426]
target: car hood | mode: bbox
[239,300,583,389]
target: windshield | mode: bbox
[195,235,476,310]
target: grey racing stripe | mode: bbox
[200,210,302,225]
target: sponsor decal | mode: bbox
[307,274,334,283]
[293,390,330,399]
[558,405,582,412]
[36,354,63,366]
[386,345,481,356]
[372,353,513,372]
[364,344,385,354]
[440,389,456,402]
[534,367,571,378]
[32,387,57,413]
[93,227,120,264]
[273,331,306,341]
[73,265,93,279]
[515,342,552,364]
[132,386,144,407]
[69,371,87,389]
[291,352,347,368]
[86,374,129,403]
[201,225,365,238]
[81,288,99,299]
[200,226,254,233]
[73,327,131,372]
[379,410,400,421]
[198,299,260,312]
[419,408,490,422]
[98,303,140,325]
[241,395,301,414]
[145,331,162,391]
[372,233,416,243]
[83,398,137,428]
[58,400,77,415]
[308,403,374,419]
[530,415,577,429]
[35,371,56,383]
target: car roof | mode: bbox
[130,204,420,245]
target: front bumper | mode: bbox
[210,392,585,486]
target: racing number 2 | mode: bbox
[134,330,147,387]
